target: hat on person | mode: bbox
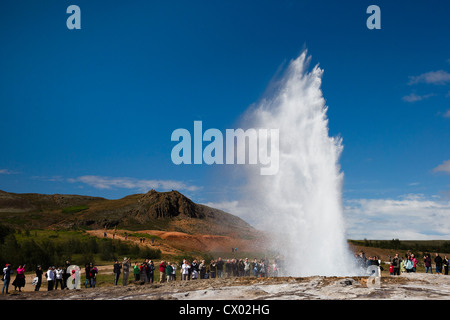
[124,257,128,260]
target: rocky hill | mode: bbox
[0,189,258,241]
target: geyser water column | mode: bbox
[242,51,356,276]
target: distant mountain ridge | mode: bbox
[0,189,257,239]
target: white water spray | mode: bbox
[242,51,357,276]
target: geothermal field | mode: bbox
[2,273,449,300]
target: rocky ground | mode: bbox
[1,273,449,300]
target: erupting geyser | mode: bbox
[242,50,357,276]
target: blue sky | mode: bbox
[1,1,450,239]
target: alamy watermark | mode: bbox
[65,4,380,31]
[170,121,279,175]
[366,265,381,289]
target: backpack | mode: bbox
[406,260,413,269]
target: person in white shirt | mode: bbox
[181,261,190,281]
[46,267,55,291]
[54,267,63,290]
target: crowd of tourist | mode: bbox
[111,257,278,286]
[1,260,100,294]
[355,251,449,276]
[2,251,449,294]
[1,256,278,294]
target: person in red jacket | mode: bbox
[389,263,394,276]
[13,265,26,292]
[159,261,166,283]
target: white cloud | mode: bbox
[408,70,450,85]
[443,110,450,118]
[206,195,450,240]
[344,195,450,240]
[201,200,261,227]
[399,193,425,200]
[202,200,240,212]
[31,175,64,182]
[433,160,450,174]
[68,175,201,193]
[0,169,17,175]
[402,93,434,102]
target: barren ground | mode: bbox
[86,229,262,256]
[1,273,449,300]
